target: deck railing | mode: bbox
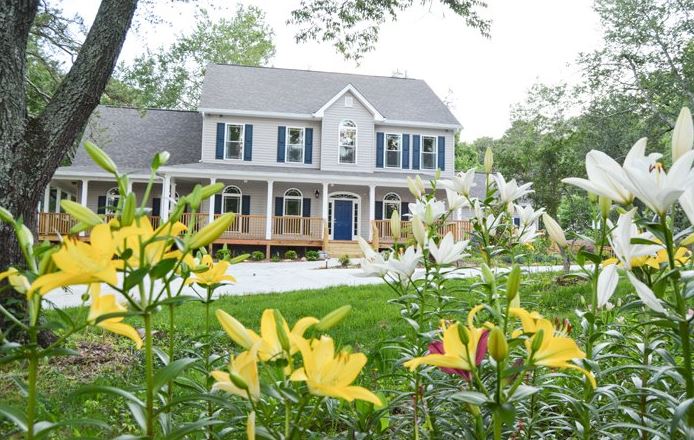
[37,212,78,237]
[212,214,266,240]
[372,219,473,244]
[272,216,324,241]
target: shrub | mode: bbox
[284,250,298,260]
[305,250,319,261]
[251,250,265,261]
[271,255,281,262]
[215,245,231,261]
[338,254,350,267]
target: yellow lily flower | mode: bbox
[87,284,142,349]
[211,344,261,401]
[184,254,236,286]
[403,305,489,376]
[290,335,381,405]
[113,217,186,269]
[30,224,119,296]
[510,308,595,388]
[216,309,318,361]
[0,267,31,296]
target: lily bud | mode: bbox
[273,310,291,353]
[488,327,508,362]
[412,216,427,247]
[484,147,494,174]
[598,196,611,219]
[457,323,470,345]
[17,224,34,249]
[407,176,425,199]
[199,182,225,201]
[506,264,521,305]
[187,213,235,250]
[390,210,401,241]
[60,200,102,226]
[0,206,13,224]
[216,309,254,349]
[530,329,544,354]
[228,370,249,391]
[542,213,567,248]
[84,141,118,174]
[120,193,137,226]
[480,263,496,289]
[316,305,352,331]
[152,151,170,170]
[672,107,693,163]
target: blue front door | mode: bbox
[333,200,353,240]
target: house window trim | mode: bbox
[337,119,358,165]
[285,126,306,164]
[105,187,120,215]
[283,188,303,217]
[420,135,438,170]
[224,123,245,161]
[384,133,402,169]
[222,185,242,214]
[383,192,401,219]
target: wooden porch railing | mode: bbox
[37,212,78,237]
[212,214,266,240]
[272,216,324,241]
[373,219,472,244]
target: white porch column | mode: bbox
[126,180,133,194]
[80,180,89,207]
[160,175,171,220]
[368,184,376,241]
[321,182,329,220]
[208,177,217,224]
[54,188,61,213]
[265,180,274,240]
[43,185,50,213]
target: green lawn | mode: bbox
[1,272,631,437]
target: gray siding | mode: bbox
[202,115,322,169]
[320,92,375,172]
[374,124,455,178]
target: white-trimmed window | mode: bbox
[106,187,120,214]
[225,124,244,159]
[383,192,401,219]
[385,133,402,168]
[339,120,357,164]
[222,185,242,213]
[284,188,303,216]
[286,127,305,163]
[421,136,437,170]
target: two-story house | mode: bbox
[40,64,470,256]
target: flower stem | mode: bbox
[144,312,155,438]
[167,303,175,404]
[26,343,38,440]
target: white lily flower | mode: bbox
[428,232,469,265]
[411,216,428,247]
[626,272,666,314]
[561,138,656,204]
[515,223,541,245]
[672,107,693,163]
[493,173,533,204]
[515,204,544,227]
[387,246,422,280]
[619,150,694,215]
[441,168,477,197]
[408,199,447,225]
[485,214,499,236]
[472,199,484,224]
[445,188,468,211]
[679,184,694,226]
[356,236,387,277]
[597,264,619,309]
[608,209,661,269]
[407,175,425,199]
[542,213,567,248]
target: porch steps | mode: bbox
[325,240,364,258]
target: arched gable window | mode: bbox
[383,192,401,219]
[222,185,242,213]
[338,119,357,164]
[105,187,120,214]
[284,188,303,216]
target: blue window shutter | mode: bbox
[304,128,313,164]
[402,134,410,169]
[302,198,311,217]
[376,132,384,168]
[151,198,161,217]
[277,126,286,162]
[412,135,421,170]
[241,195,250,215]
[214,194,222,215]
[244,124,253,161]
[375,201,383,220]
[97,196,106,214]
[438,136,446,170]
[216,123,225,159]
[274,197,283,216]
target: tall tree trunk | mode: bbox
[0,0,139,329]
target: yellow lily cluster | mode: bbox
[603,247,691,270]
[184,254,236,287]
[87,284,143,349]
[212,308,381,407]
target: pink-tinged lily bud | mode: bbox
[484,147,494,174]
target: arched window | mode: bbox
[383,192,401,219]
[105,187,120,214]
[338,119,357,164]
[222,185,242,213]
[284,188,303,216]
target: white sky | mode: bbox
[61,0,604,141]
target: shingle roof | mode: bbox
[70,106,202,171]
[200,64,460,126]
